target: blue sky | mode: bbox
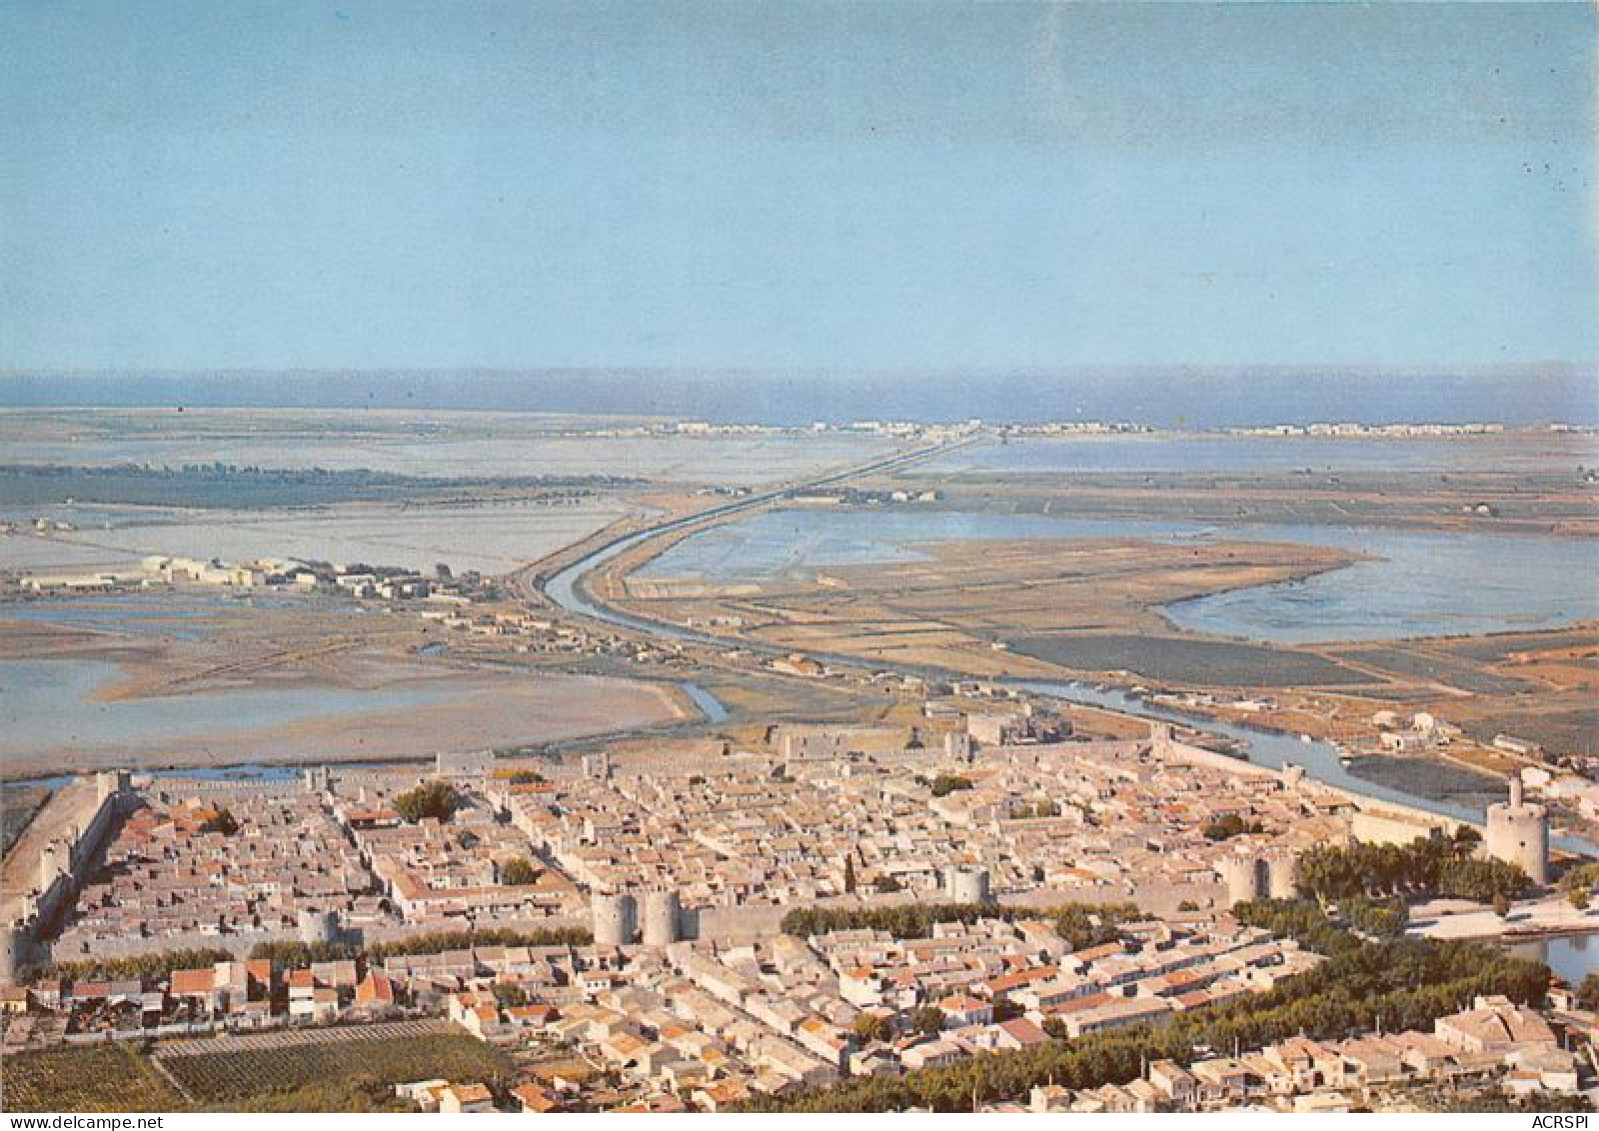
[2,1,1595,373]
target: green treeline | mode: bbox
[1296,832,1531,903]
[780,901,1144,949]
[1234,897,1408,949]
[34,947,237,985]
[249,924,592,967]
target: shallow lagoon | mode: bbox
[1508,933,1599,984]
[640,508,1599,644]
[0,658,458,760]
[0,499,631,575]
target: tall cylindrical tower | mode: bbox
[943,864,992,905]
[591,891,637,947]
[297,908,341,946]
[1264,853,1299,900]
[1485,774,1549,886]
[0,926,26,985]
[640,889,682,948]
[1216,854,1265,909]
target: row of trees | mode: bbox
[1296,831,1531,903]
[33,947,237,986]
[780,900,1143,948]
[1231,899,1363,956]
[249,923,593,967]
[736,936,1550,1112]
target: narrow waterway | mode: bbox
[542,509,1598,861]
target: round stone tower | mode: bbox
[1217,853,1266,908]
[591,891,637,947]
[640,889,682,948]
[0,925,26,985]
[1485,774,1549,885]
[943,864,993,905]
[297,908,341,946]
[1264,852,1299,900]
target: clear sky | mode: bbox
[2,1,1595,374]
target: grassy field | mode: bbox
[1461,708,1599,758]
[1343,753,1509,809]
[1435,629,1599,664]
[1,1043,187,1112]
[1340,647,1535,695]
[157,1029,513,1108]
[1009,633,1379,688]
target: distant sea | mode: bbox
[1,368,1594,428]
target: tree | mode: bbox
[992,998,1025,1023]
[392,781,462,824]
[1569,887,1590,912]
[844,856,858,895]
[1492,893,1512,919]
[1011,800,1060,820]
[1053,903,1143,951]
[874,875,903,894]
[491,981,528,1007]
[199,808,239,836]
[1202,813,1263,842]
[912,1005,945,1036]
[1343,895,1409,939]
[1577,974,1599,1012]
[930,773,973,798]
[1440,858,1531,903]
[500,857,537,886]
[853,1012,888,1045]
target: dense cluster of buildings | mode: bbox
[1228,422,1510,438]
[3,921,1589,1113]
[0,910,1320,1109]
[1018,996,1582,1113]
[7,549,506,601]
[25,710,1554,968]
[1,690,1584,1111]
[504,731,1345,920]
[54,788,375,959]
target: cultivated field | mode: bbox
[2,1043,186,1112]
[154,1021,512,1108]
[1010,633,1378,688]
